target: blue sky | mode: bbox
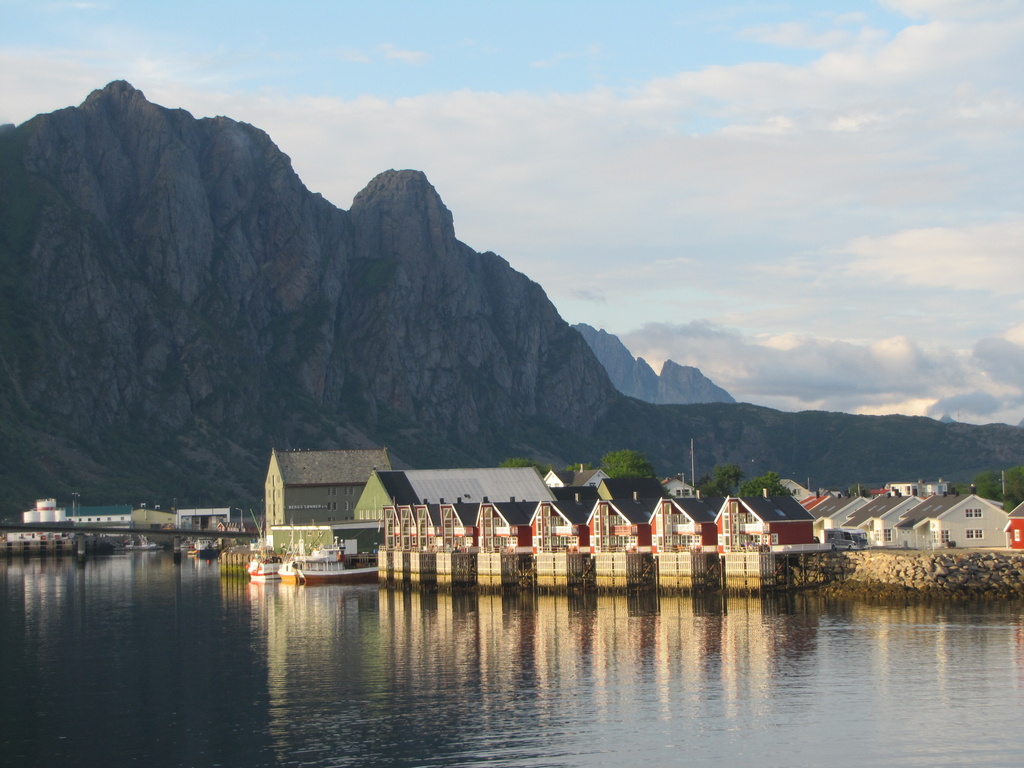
[2,0,1023,425]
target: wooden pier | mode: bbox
[378,549,848,595]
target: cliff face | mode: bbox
[0,82,617,509]
[574,323,734,405]
[3,82,1024,517]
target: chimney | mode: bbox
[575,492,580,503]
[763,487,769,498]
[633,491,639,501]
[483,496,488,503]
[510,496,515,502]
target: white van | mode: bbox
[823,528,869,550]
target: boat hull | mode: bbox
[279,564,378,585]
[247,560,282,581]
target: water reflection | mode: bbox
[4,559,1024,768]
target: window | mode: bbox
[965,529,984,539]
[1016,529,1021,542]
[965,508,982,518]
[884,529,893,542]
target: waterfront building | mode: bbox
[265,447,391,526]
[652,496,720,553]
[715,494,816,552]
[375,467,555,552]
[1004,501,1024,549]
[895,493,1007,549]
[809,494,871,543]
[844,494,922,547]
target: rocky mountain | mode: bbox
[574,323,734,405]
[1,82,1023,517]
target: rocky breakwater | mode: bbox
[823,550,1024,600]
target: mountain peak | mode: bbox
[350,169,456,246]
[83,80,147,107]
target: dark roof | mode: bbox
[376,471,420,507]
[599,477,665,500]
[670,497,719,524]
[422,504,442,526]
[446,502,479,527]
[552,485,599,501]
[739,495,815,523]
[547,499,595,525]
[488,500,536,526]
[274,448,391,486]
[606,498,659,525]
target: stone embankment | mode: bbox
[824,549,1024,600]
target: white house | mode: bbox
[894,494,1006,549]
[845,495,923,548]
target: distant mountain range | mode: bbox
[574,323,734,405]
[1,81,1022,518]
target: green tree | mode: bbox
[499,457,551,474]
[1004,466,1024,511]
[738,471,792,497]
[600,449,657,479]
[972,470,1003,502]
[695,463,743,496]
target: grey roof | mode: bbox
[607,498,660,525]
[275,448,391,486]
[739,496,815,523]
[809,496,864,520]
[447,502,480,527]
[670,497,719,524]
[845,495,918,526]
[488,500,537,526]
[548,499,596,525]
[383,467,554,506]
[1009,501,1024,519]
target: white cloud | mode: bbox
[379,44,430,65]
[621,321,1024,425]
[840,222,1024,295]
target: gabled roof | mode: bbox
[905,493,1005,521]
[844,495,918,526]
[605,497,659,525]
[807,495,865,521]
[274,448,391,486]
[599,477,665,500]
[546,499,595,525]
[376,467,554,507]
[1008,501,1024,519]
[486,500,537,526]
[731,495,815,523]
[421,503,442,527]
[376,471,420,507]
[443,502,479,527]
[669,497,719,524]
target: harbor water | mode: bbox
[2,554,1024,767]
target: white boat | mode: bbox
[125,535,161,552]
[247,554,283,581]
[279,544,378,585]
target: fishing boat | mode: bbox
[247,553,283,581]
[125,535,161,552]
[189,538,220,559]
[279,543,378,585]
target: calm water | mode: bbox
[3,555,1024,768]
